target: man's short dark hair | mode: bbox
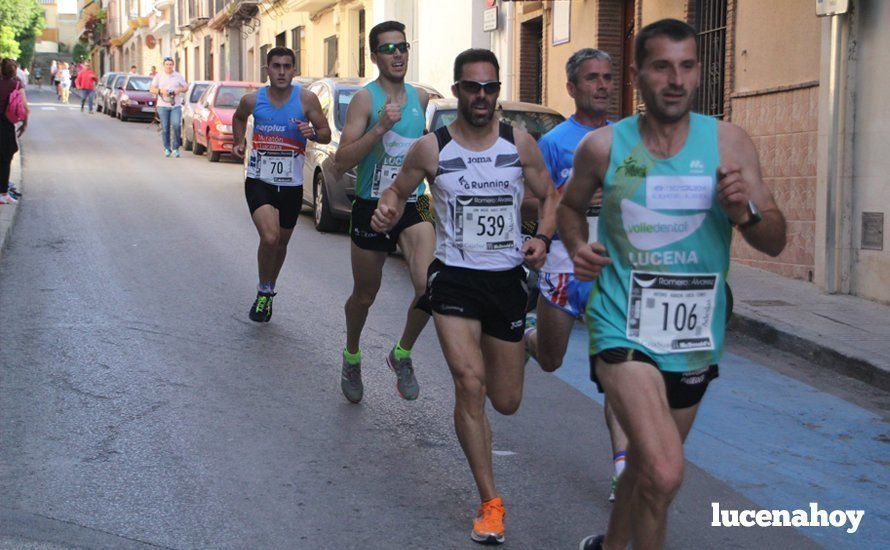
[634,18,697,69]
[267,47,296,67]
[369,21,406,53]
[453,49,500,83]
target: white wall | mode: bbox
[414,0,490,98]
[850,0,890,303]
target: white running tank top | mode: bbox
[431,123,525,270]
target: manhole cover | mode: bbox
[743,300,793,307]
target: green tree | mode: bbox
[0,25,21,59]
[0,0,44,65]
[72,41,90,63]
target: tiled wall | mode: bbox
[729,84,819,280]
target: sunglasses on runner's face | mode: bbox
[456,80,502,95]
[376,42,410,55]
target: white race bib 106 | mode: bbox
[454,195,516,251]
[626,271,718,354]
[259,151,294,183]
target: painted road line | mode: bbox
[552,322,888,548]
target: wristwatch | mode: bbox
[736,200,762,229]
[534,233,552,252]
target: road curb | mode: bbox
[0,147,23,263]
[728,312,890,392]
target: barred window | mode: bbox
[695,0,727,117]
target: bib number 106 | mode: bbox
[661,302,698,332]
[476,215,506,237]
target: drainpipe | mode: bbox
[822,10,854,293]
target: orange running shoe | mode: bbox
[471,497,506,545]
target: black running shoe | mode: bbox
[579,534,604,550]
[249,291,275,322]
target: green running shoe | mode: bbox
[341,356,363,404]
[386,347,419,400]
[249,291,275,322]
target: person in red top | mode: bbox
[74,61,98,114]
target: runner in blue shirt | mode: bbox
[522,48,629,503]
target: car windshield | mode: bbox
[126,77,152,91]
[190,84,209,103]
[215,86,252,108]
[113,76,126,89]
[335,88,359,130]
[431,109,565,140]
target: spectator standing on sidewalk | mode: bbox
[150,57,188,158]
[1,59,28,205]
[75,61,98,113]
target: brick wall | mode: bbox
[596,0,623,119]
[730,84,819,280]
[519,17,543,104]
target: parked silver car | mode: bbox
[93,72,123,113]
[181,81,212,151]
[299,78,442,232]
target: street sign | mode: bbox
[483,7,498,32]
[816,0,849,16]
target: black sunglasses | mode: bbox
[376,42,410,55]
[456,80,502,95]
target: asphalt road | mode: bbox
[1,89,886,549]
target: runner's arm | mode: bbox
[149,75,159,97]
[516,129,558,239]
[300,89,331,144]
[558,129,612,281]
[717,122,786,257]
[332,89,377,174]
[231,93,256,159]
[515,128,558,269]
[372,134,438,233]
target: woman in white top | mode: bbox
[59,63,72,104]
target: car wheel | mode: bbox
[193,136,206,155]
[313,171,340,232]
[120,111,128,122]
[183,133,193,151]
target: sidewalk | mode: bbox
[728,262,890,391]
[0,148,23,262]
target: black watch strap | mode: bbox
[534,233,552,252]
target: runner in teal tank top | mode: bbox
[589,112,730,372]
[355,80,426,200]
[333,20,435,406]
[558,20,787,550]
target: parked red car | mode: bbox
[116,75,156,122]
[192,81,261,162]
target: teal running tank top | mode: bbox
[588,113,731,372]
[355,81,426,201]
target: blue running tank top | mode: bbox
[355,81,426,201]
[587,113,731,372]
[247,85,307,186]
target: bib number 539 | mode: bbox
[476,215,506,238]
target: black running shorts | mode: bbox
[350,198,429,253]
[589,349,719,409]
[244,178,304,229]
[424,258,528,342]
